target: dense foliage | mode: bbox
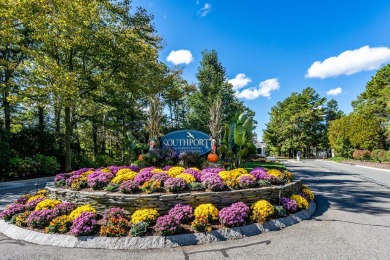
[0,1,256,180]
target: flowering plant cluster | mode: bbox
[167,166,185,177]
[141,180,162,194]
[168,204,194,222]
[35,199,61,211]
[69,205,97,220]
[87,171,114,190]
[70,212,98,236]
[191,217,212,232]
[53,202,76,216]
[301,186,314,201]
[133,171,153,185]
[111,170,138,184]
[164,177,186,192]
[183,168,202,181]
[176,173,196,184]
[102,207,126,224]
[251,200,275,223]
[0,203,25,220]
[194,203,219,222]
[291,194,309,210]
[10,211,31,227]
[150,172,171,184]
[100,217,130,237]
[237,174,257,189]
[131,209,159,224]
[201,173,225,191]
[46,215,72,234]
[280,197,298,213]
[219,202,250,227]
[119,180,139,194]
[27,209,57,228]
[153,215,181,236]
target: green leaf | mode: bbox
[234,125,246,146]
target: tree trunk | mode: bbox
[92,120,98,157]
[38,106,44,133]
[3,72,11,134]
[64,106,72,171]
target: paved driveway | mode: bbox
[0,160,389,259]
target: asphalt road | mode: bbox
[0,160,389,260]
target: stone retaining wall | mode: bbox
[46,180,302,214]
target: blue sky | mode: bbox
[133,0,390,139]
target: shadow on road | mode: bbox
[285,163,390,215]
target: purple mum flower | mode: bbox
[151,173,171,184]
[281,197,298,213]
[162,166,173,171]
[119,180,139,194]
[53,202,76,216]
[0,203,25,220]
[102,207,126,224]
[201,168,224,175]
[219,202,250,227]
[70,212,98,236]
[164,178,187,192]
[168,204,193,223]
[27,209,57,228]
[87,171,113,190]
[183,169,202,182]
[201,174,224,191]
[134,171,153,185]
[54,173,72,182]
[25,197,46,211]
[238,175,256,189]
[153,214,181,236]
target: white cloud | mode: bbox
[228,73,252,90]
[327,87,342,96]
[235,78,280,100]
[166,50,194,65]
[306,45,390,79]
[198,3,211,16]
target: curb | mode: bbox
[0,177,54,191]
[0,201,316,249]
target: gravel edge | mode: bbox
[0,201,316,249]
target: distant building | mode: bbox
[255,141,266,156]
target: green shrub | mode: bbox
[9,154,60,179]
[353,150,371,161]
[371,149,386,163]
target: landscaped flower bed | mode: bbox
[0,185,315,238]
[53,165,294,193]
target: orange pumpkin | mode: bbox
[207,153,218,163]
[138,154,143,161]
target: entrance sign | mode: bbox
[160,130,211,155]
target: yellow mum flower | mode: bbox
[251,200,274,223]
[168,167,185,177]
[237,174,256,181]
[194,203,219,222]
[35,199,62,211]
[69,205,97,220]
[267,169,282,178]
[131,209,159,224]
[36,189,47,196]
[112,171,138,184]
[291,194,309,209]
[176,173,196,184]
[27,195,46,203]
[151,168,164,174]
[302,188,314,201]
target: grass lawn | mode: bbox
[243,161,286,171]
